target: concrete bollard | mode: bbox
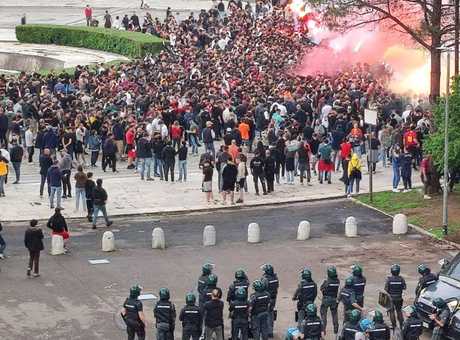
[51,234,65,255]
[248,223,261,243]
[152,227,166,249]
[297,221,311,240]
[102,231,115,252]
[203,225,216,246]
[345,216,358,237]
[393,214,408,235]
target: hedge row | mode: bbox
[15,24,164,58]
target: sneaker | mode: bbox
[403,189,410,193]
[12,181,19,184]
[32,273,40,278]
[0,254,4,259]
[146,178,154,181]
[106,221,113,227]
[236,199,243,203]
[347,194,352,198]
[27,269,31,277]
[424,194,432,200]
[92,225,97,230]
[392,188,399,193]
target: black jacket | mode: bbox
[39,154,53,175]
[24,227,44,252]
[162,145,176,164]
[10,145,24,162]
[47,214,68,233]
[93,186,108,206]
[85,179,95,199]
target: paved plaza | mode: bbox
[0,200,449,339]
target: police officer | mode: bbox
[227,269,250,304]
[351,264,366,307]
[339,277,363,322]
[198,263,214,308]
[300,304,324,340]
[401,306,423,340]
[293,268,317,327]
[320,266,340,335]
[179,293,202,340]
[154,288,176,340]
[121,285,146,340]
[384,264,406,329]
[250,279,271,340]
[203,273,222,306]
[415,264,438,298]
[430,297,451,340]
[339,309,361,340]
[229,287,250,340]
[261,263,279,338]
[368,311,390,340]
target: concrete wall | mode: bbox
[0,52,64,72]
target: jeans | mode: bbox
[49,186,62,208]
[163,162,175,181]
[189,135,199,154]
[140,157,152,179]
[28,250,40,274]
[204,325,223,340]
[154,156,164,179]
[252,312,269,340]
[75,187,86,211]
[253,174,267,194]
[205,142,215,157]
[0,234,5,255]
[0,175,5,195]
[90,151,99,166]
[93,204,110,226]
[347,177,360,194]
[40,174,50,196]
[286,170,294,184]
[392,164,401,189]
[27,146,34,163]
[12,161,21,182]
[178,160,187,181]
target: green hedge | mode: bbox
[15,24,164,58]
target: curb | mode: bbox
[4,193,348,224]
[351,198,460,250]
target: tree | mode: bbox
[424,76,460,180]
[309,0,456,101]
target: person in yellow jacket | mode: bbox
[347,153,362,197]
[0,154,9,197]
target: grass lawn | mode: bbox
[356,188,460,242]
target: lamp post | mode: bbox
[437,46,452,235]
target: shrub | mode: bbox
[15,24,164,58]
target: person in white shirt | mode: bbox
[113,16,121,30]
[24,126,35,163]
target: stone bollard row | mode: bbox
[393,213,408,235]
[203,225,216,246]
[152,227,166,249]
[51,234,65,255]
[345,216,358,237]
[102,231,115,252]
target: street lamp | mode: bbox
[437,46,453,235]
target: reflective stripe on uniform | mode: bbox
[185,311,199,314]
[157,305,171,309]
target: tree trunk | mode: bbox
[455,0,459,76]
[430,48,441,102]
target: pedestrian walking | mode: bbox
[401,148,413,192]
[104,10,112,28]
[137,133,153,181]
[236,154,247,204]
[0,154,8,197]
[250,152,267,195]
[47,208,70,251]
[317,138,333,184]
[85,172,95,222]
[347,153,362,197]
[9,139,23,184]
[391,146,402,192]
[87,130,101,167]
[202,160,214,204]
[24,219,44,277]
[39,148,52,197]
[84,4,93,26]
[92,178,113,229]
[47,160,63,209]
[102,134,117,172]
[162,141,176,182]
[25,125,34,163]
[0,222,6,259]
[59,149,72,199]
[221,159,237,205]
[178,141,188,182]
[74,165,87,213]
[264,149,276,192]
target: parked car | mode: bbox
[415,253,460,340]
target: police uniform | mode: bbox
[198,274,210,308]
[340,321,360,340]
[229,299,250,340]
[154,300,176,340]
[338,286,357,322]
[401,315,423,340]
[301,315,323,340]
[352,274,366,307]
[320,277,340,334]
[431,307,451,340]
[227,279,250,304]
[250,290,271,340]
[123,297,145,340]
[262,273,279,336]
[368,322,391,340]
[385,274,406,329]
[293,279,317,326]
[179,304,202,340]
[415,272,438,297]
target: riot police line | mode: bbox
[120,262,446,340]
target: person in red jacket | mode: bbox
[403,125,419,170]
[84,5,93,26]
[170,121,183,151]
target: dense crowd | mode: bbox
[0,0,437,211]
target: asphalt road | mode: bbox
[0,199,448,340]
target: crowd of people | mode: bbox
[0,0,437,214]
[118,261,445,340]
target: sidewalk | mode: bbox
[0,148,421,222]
